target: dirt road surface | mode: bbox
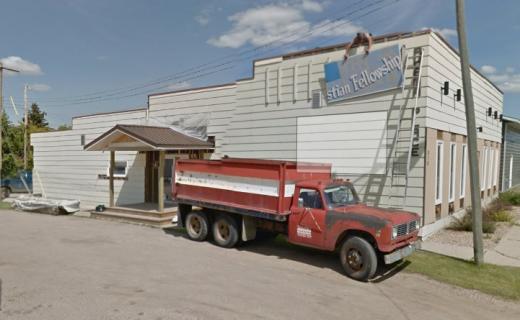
[1,210,519,320]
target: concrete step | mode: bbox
[91,210,176,228]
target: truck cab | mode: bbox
[288,180,420,280]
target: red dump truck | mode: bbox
[174,158,420,281]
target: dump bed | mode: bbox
[174,158,331,218]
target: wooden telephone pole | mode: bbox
[456,0,484,265]
[0,63,19,199]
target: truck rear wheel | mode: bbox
[339,236,377,282]
[212,214,239,248]
[185,211,209,241]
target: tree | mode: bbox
[28,103,49,128]
[56,124,72,131]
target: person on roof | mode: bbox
[344,32,373,62]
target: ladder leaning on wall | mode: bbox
[389,47,424,208]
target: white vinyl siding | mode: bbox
[460,144,467,198]
[296,112,388,175]
[435,140,444,204]
[449,142,456,202]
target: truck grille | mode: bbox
[395,220,418,237]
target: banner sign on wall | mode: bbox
[324,44,405,103]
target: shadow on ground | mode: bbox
[163,227,411,282]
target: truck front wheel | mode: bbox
[212,214,239,248]
[339,236,377,282]
[185,211,209,241]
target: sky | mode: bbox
[0,0,519,127]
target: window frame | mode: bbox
[107,160,128,178]
[435,140,444,205]
[298,188,324,210]
[460,144,467,198]
[449,142,456,202]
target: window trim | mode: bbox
[435,140,444,205]
[449,142,456,202]
[107,160,128,178]
[488,148,494,189]
[481,147,487,191]
[460,144,467,198]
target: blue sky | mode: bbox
[1,0,518,127]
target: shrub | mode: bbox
[499,191,520,206]
[490,210,514,223]
[449,209,496,234]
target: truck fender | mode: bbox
[334,229,378,252]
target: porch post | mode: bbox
[109,150,115,207]
[158,150,165,212]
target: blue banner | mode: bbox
[324,44,404,103]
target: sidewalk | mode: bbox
[421,225,520,267]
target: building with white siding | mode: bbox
[500,116,520,191]
[31,30,504,235]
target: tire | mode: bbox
[212,214,240,248]
[339,236,378,282]
[185,211,209,241]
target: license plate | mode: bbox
[384,242,420,264]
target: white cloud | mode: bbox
[0,56,43,75]
[481,65,497,74]
[29,83,51,92]
[422,27,457,39]
[481,65,520,93]
[195,7,211,26]
[166,81,191,91]
[208,2,361,48]
[301,0,324,12]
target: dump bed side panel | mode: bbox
[174,159,331,216]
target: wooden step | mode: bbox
[91,210,176,228]
[106,206,177,218]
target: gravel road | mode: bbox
[1,210,519,320]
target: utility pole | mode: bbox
[24,84,29,170]
[456,0,484,265]
[0,63,19,199]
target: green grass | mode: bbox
[405,250,520,300]
[0,201,12,210]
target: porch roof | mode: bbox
[84,124,214,151]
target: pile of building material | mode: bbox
[13,195,80,215]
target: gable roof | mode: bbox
[84,124,214,151]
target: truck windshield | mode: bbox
[323,184,359,208]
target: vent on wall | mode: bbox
[312,90,323,108]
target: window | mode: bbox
[460,144,467,198]
[298,188,323,209]
[435,140,444,204]
[80,134,85,146]
[492,148,499,187]
[449,143,456,202]
[323,183,359,209]
[488,148,494,189]
[107,161,128,178]
[480,147,487,191]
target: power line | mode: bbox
[29,0,393,105]
[4,0,399,109]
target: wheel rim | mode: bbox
[188,216,202,235]
[217,221,230,241]
[346,249,363,271]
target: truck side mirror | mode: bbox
[298,198,304,208]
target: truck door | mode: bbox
[288,188,326,248]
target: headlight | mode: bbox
[392,226,398,239]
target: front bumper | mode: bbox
[384,241,421,264]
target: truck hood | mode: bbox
[331,204,420,226]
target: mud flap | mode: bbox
[242,216,257,241]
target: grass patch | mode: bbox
[0,201,12,210]
[405,250,520,300]
[490,210,515,223]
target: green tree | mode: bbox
[56,124,72,131]
[28,103,49,128]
